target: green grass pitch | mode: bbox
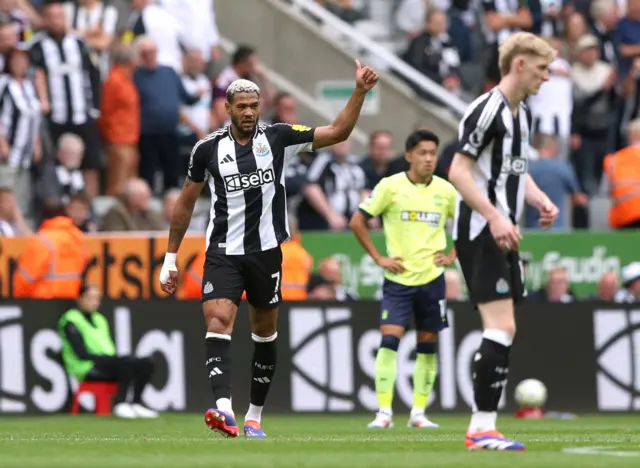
[1,414,640,467]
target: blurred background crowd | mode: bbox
[1,0,639,303]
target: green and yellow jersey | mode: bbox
[359,172,457,286]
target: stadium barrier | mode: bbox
[0,300,638,415]
[1,231,636,300]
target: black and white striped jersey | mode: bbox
[452,89,533,242]
[0,77,41,168]
[187,123,316,255]
[28,32,100,125]
[63,1,118,79]
[482,0,522,45]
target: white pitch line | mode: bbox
[564,447,640,458]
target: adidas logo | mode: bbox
[221,154,235,164]
[203,282,214,294]
[269,294,278,304]
[253,377,271,384]
[209,367,223,377]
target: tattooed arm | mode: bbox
[168,178,206,253]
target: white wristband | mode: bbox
[164,253,177,266]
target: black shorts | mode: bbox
[380,275,448,332]
[455,226,526,305]
[202,246,283,308]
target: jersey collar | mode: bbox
[405,171,433,187]
[227,124,259,144]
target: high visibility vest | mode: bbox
[13,217,87,298]
[604,146,640,228]
[58,309,116,381]
[281,241,312,301]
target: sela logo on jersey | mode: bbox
[500,156,528,175]
[224,168,275,192]
[401,211,441,227]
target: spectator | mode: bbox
[571,35,617,197]
[402,8,462,97]
[589,0,620,66]
[444,268,464,301]
[124,0,182,72]
[100,43,139,196]
[0,20,17,71]
[133,36,201,193]
[280,218,313,301]
[63,0,118,79]
[66,191,96,233]
[0,46,42,215]
[359,130,394,190]
[161,188,179,229]
[99,178,164,232]
[58,283,159,419]
[561,12,589,63]
[525,134,587,231]
[481,0,532,91]
[621,57,640,134]
[614,262,640,302]
[528,38,573,160]
[528,267,576,302]
[593,271,619,301]
[54,132,84,198]
[603,118,640,229]
[158,0,221,65]
[308,257,357,301]
[178,48,211,172]
[13,198,87,298]
[618,0,640,76]
[0,185,31,235]
[0,0,31,45]
[271,91,299,125]
[307,277,337,300]
[211,45,273,129]
[298,139,367,231]
[29,2,102,198]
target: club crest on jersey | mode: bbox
[401,211,441,227]
[253,142,271,157]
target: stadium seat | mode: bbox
[71,381,119,416]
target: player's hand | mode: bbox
[488,215,521,251]
[159,253,179,295]
[538,199,559,230]
[376,256,405,274]
[355,60,379,92]
[434,252,453,267]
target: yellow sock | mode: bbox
[375,347,397,410]
[413,353,437,411]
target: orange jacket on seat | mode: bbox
[13,217,87,298]
[604,146,640,228]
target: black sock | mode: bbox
[114,357,135,404]
[205,337,232,401]
[250,333,278,406]
[472,338,510,412]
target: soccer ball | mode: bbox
[514,379,547,408]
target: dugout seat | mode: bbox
[70,381,118,416]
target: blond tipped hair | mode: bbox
[498,32,557,78]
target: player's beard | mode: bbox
[231,114,256,137]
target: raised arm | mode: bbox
[312,60,378,150]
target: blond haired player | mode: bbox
[448,32,559,451]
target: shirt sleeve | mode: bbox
[359,178,391,217]
[274,123,316,153]
[187,138,209,182]
[456,94,499,160]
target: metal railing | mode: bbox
[287,0,469,118]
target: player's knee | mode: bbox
[417,331,437,343]
[416,341,437,354]
[380,335,400,351]
[204,299,237,334]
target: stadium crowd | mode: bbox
[1,0,639,303]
